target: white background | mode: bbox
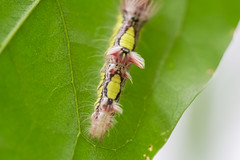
[154,22,240,160]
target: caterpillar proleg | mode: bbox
[90,0,155,139]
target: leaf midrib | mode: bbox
[55,0,81,159]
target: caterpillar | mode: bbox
[90,0,154,139]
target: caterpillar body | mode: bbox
[90,0,154,139]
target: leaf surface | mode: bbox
[0,0,239,159]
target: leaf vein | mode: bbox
[55,0,81,159]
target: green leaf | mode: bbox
[0,0,239,159]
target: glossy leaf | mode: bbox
[0,0,239,159]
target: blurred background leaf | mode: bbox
[0,0,239,160]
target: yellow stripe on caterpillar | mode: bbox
[109,14,124,49]
[107,74,121,100]
[94,85,104,109]
[120,26,135,50]
[111,74,121,83]
[97,72,105,89]
[94,98,100,109]
[97,86,104,98]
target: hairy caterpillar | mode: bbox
[90,0,155,139]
